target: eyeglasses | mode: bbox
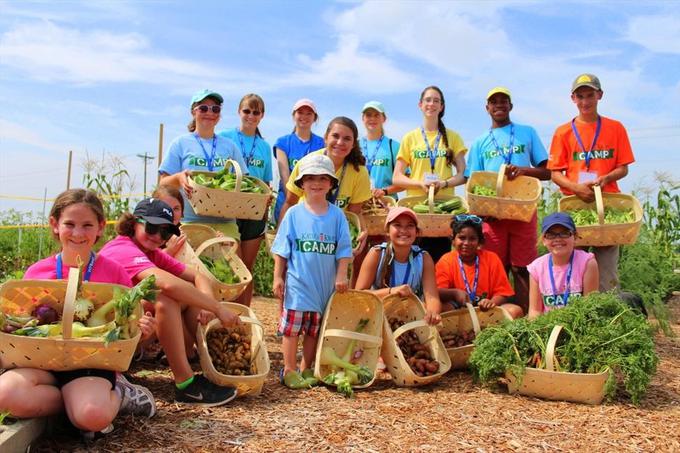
[241,108,262,116]
[136,219,176,241]
[454,214,483,224]
[194,105,221,114]
[422,97,442,105]
[544,231,574,240]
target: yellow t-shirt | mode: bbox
[397,127,467,197]
[286,149,372,210]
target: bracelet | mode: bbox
[382,187,389,195]
[443,180,449,188]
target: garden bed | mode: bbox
[30,296,680,452]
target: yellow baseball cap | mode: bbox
[486,86,512,101]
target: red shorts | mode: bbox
[277,309,322,338]
[482,212,538,267]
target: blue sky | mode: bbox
[1,0,679,216]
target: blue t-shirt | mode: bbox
[271,202,352,313]
[274,132,325,171]
[360,136,399,191]
[372,244,425,298]
[159,132,249,223]
[464,123,548,177]
[218,128,273,183]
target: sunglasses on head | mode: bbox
[136,219,176,241]
[194,104,221,114]
[241,108,262,116]
[454,214,483,224]
[544,231,574,240]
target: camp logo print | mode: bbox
[482,144,526,160]
[335,197,349,209]
[371,158,389,167]
[248,158,265,168]
[295,231,337,255]
[572,148,614,161]
[543,292,583,307]
[188,156,232,168]
[413,149,447,159]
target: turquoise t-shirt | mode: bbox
[271,203,352,313]
[372,244,425,298]
[464,123,548,177]
[218,128,273,183]
[159,132,249,223]
[360,136,399,191]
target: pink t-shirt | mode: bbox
[24,254,132,287]
[527,249,595,312]
[98,235,186,282]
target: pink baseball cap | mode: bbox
[384,207,419,228]
[292,98,317,114]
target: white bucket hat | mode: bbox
[294,154,338,188]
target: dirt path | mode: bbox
[34,297,680,452]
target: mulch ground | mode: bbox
[34,297,680,452]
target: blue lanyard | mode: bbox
[237,129,258,167]
[420,127,442,172]
[56,252,96,281]
[571,116,601,171]
[488,123,515,165]
[361,135,385,174]
[324,150,348,205]
[193,133,218,171]
[457,255,479,303]
[548,252,574,305]
[390,250,413,287]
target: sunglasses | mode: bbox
[136,219,176,241]
[454,214,483,224]
[194,105,222,114]
[241,108,262,116]
[544,231,574,240]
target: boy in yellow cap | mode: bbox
[548,74,635,291]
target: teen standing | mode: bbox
[465,87,550,313]
[548,74,635,291]
[360,101,401,199]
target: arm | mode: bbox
[595,165,628,188]
[334,257,351,293]
[551,170,595,202]
[437,288,469,306]
[278,191,300,224]
[441,152,467,189]
[527,275,543,319]
[392,159,429,192]
[276,148,291,188]
[159,171,192,195]
[582,257,599,295]
[506,161,551,181]
[272,255,287,301]
[479,294,507,311]
[421,253,442,324]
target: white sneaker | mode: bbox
[116,373,157,418]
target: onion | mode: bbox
[32,304,58,325]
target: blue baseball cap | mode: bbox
[191,89,223,106]
[362,100,386,114]
[541,212,576,234]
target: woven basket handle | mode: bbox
[465,302,482,335]
[392,319,437,344]
[223,159,244,192]
[427,184,435,214]
[545,324,563,372]
[594,185,605,226]
[194,236,238,257]
[323,328,383,346]
[62,267,81,340]
[496,164,507,197]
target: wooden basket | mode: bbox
[0,268,142,372]
[196,302,270,397]
[397,186,468,237]
[438,304,511,369]
[177,233,252,302]
[264,228,276,257]
[187,159,272,220]
[505,325,609,405]
[345,211,366,254]
[381,294,451,386]
[558,185,642,246]
[362,196,396,236]
[314,290,383,389]
[466,164,541,222]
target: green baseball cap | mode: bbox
[362,100,386,114]
[191,89,223,105]
[571,74,601,92]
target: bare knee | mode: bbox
[503,303,524,319]
[68,400,116,432]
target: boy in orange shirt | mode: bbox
[435,215,523,319]
[548,74,635,291]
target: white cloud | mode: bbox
[0,118,66,153]
[626,15,680,54]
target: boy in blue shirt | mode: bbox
[465,87,551,314]
[271,153,352,388]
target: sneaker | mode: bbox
[81,423,114,442]
[174,374,238,407]
[116,373,157,418]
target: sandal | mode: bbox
[280,369,310,389]
[300,368,319,387]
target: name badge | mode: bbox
[423,173,439,184]
[578,171,598,184]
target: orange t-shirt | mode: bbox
[548,116,635,194]
[435,249,514,298]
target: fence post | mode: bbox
[38,188,47,258]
